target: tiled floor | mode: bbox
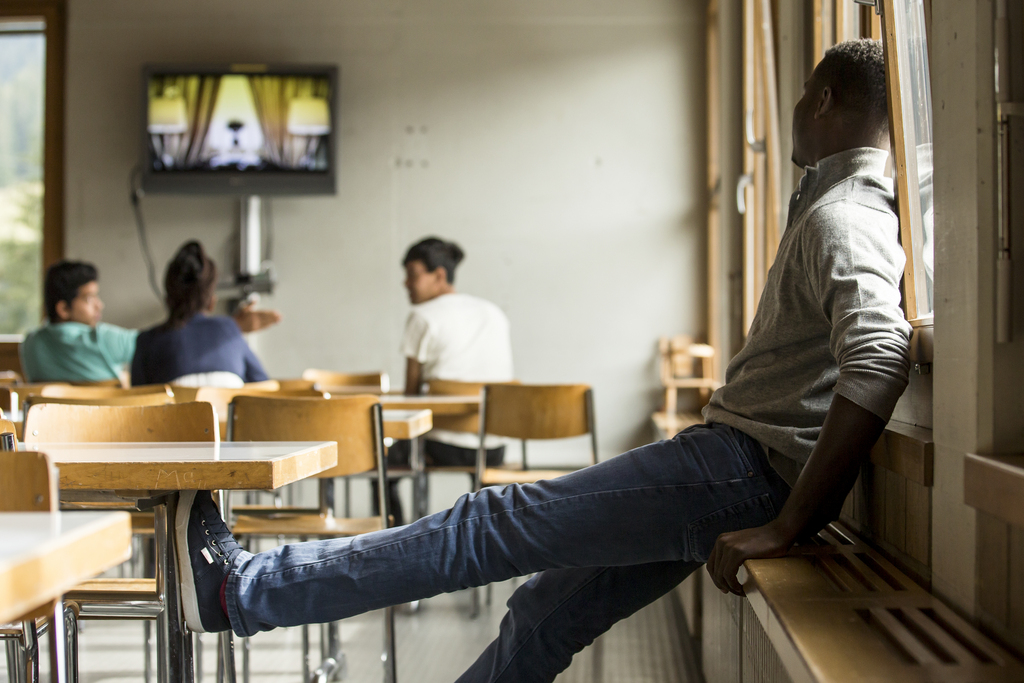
[5,578,687,683]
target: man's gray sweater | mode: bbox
[703,148,912,476]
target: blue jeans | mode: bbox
[225,423,791,682]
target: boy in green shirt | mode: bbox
[21,260,280,383]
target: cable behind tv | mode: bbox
[129,165,164,303]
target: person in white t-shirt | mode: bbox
[381,237,514,524]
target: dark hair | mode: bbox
[44,261,98,323]
[163,241,217,330]
[402,237,465,284]
[815,39,888,133]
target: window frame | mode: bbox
[740,0,783,334]
[0,0,66,288]
[879,0,935,326]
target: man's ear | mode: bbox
[815,86,835,118]
[54,300,70,322]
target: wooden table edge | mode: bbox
[0,511,132,624]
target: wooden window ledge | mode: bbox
[965,453,1024,528]
[739,522,1024,682]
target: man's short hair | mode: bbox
[816,39,888,133]
[44,260,98,323]
[403,237,465,284]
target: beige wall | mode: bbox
[64,0,707,457]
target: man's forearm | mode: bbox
[772,392,885,542]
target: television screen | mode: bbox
[142,64,337,195]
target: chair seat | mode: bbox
[66,578,159,603]
[480,468,576,486]
[0,615,46,636]
[233,514,383,537]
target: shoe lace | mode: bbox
[199,497,243,560]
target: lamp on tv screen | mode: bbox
[141,64,337,195]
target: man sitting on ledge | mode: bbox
[174,40,911,683]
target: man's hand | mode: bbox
[233,301,283,333]
[704,395,887,597]
[706,520,795,595]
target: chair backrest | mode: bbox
[26,392,176,408]
[0,341,23,377]
[276,378,317,392]
[301,369,389,393]
[481,384,594,440]
[191,386,327,423]
[230,395,381,478]
[242,379,280,391]
[428,379,519,434]
[22,402,218,444]
[0,387,17,416]
[39,384,172,399]
[0,451,58,512]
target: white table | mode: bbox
[0,511,132,682]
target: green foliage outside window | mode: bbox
[0,33,45,334]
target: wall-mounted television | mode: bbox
[141,64,337,195]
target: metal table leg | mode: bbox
[155,497,194,683]
[216,491,237,683]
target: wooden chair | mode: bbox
[475,383,598,488]
[0,371,21,385]
[171,379,282,403]
[422,379,522,482]
[274,378,316,392]
[227,395,394,683]
[21,401,217,683]
[0,446,77,682]
[175,386,327,441]
[25,392,175,410]
[23,402,217,444]
[469,383,599,617]
[0,341,23,378]
[37,383,171,400]
[300,369,390,394]
[657,335,720,419]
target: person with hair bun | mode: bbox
[379,237,514,524]
[130,241,270,387]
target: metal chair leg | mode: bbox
[217,632,236,683]
[382,606,396,683]
[143,621,152,683]
[470,587,480,619]
[302,625,311,683]
[20,618,38,683]
[62,604,78,683]
[241,637,250,683]
[6,638,26,683]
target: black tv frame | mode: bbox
[141,63,338,195]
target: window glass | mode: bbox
[891,0,934,317]
[0,30,45,333]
